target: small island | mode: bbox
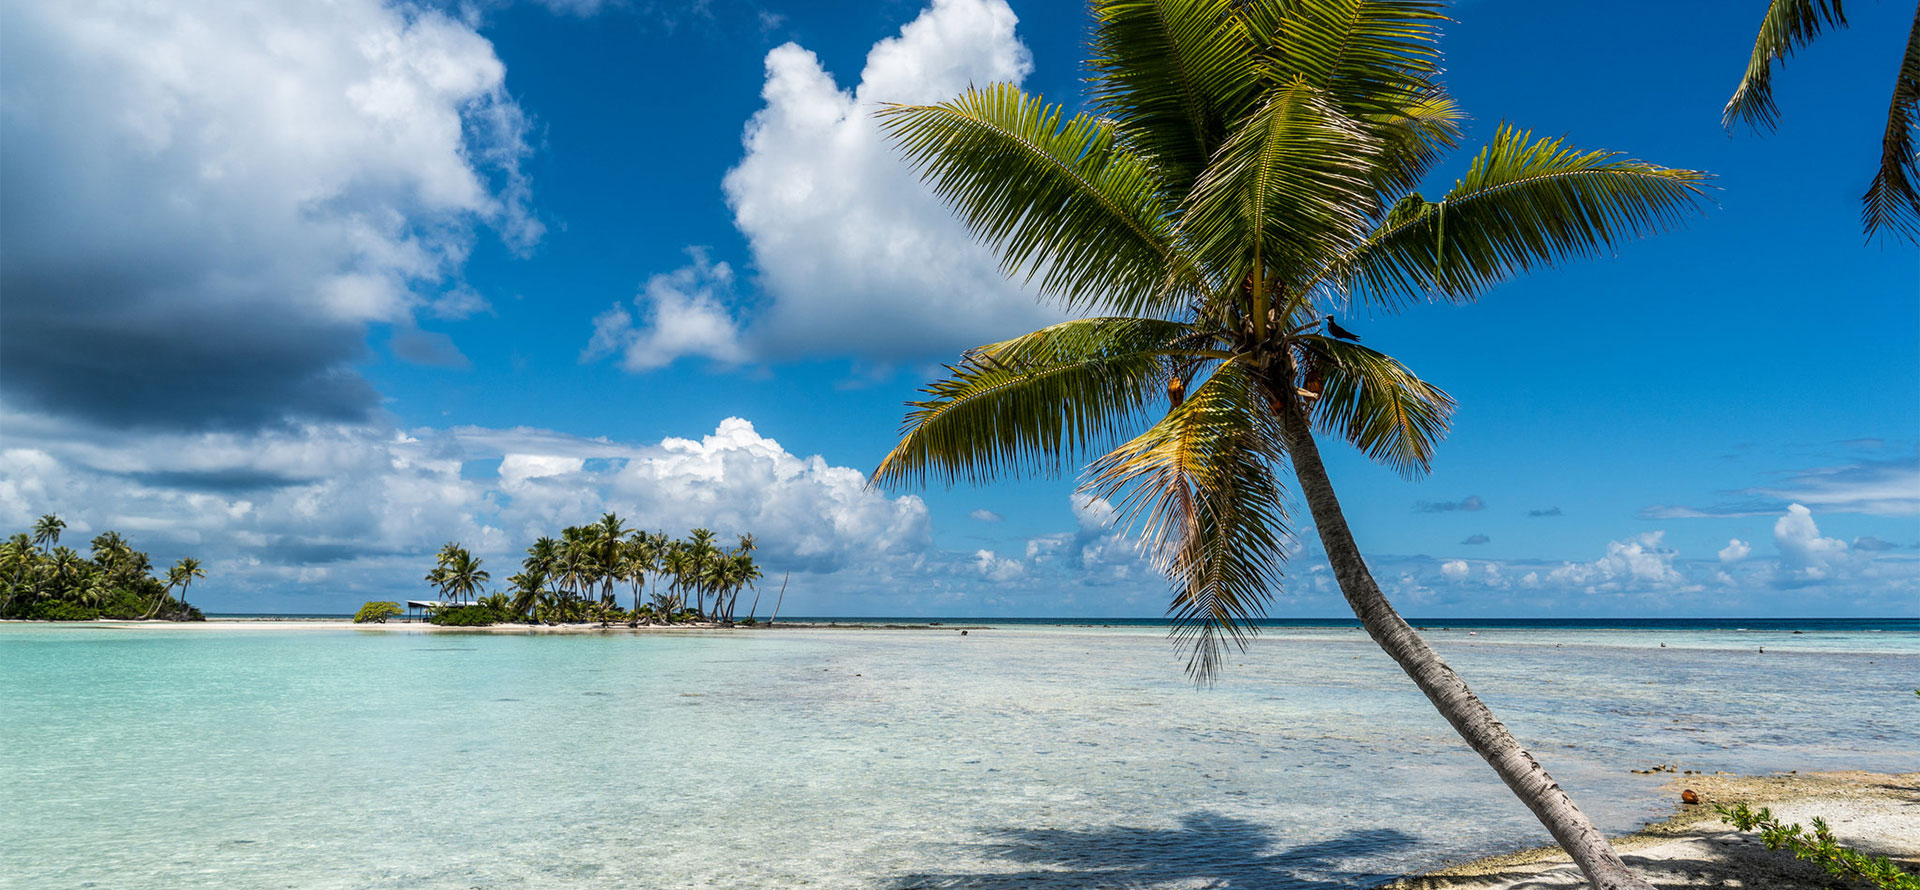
[0,513,205,621]
[367,512,771,628]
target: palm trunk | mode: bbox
[1269,376,1653,890]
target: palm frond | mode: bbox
[1090,0,1263,199]
[878,86,1194,316]
[1331,126,1711,308]
[1302,336,1453,477]
[1249,0,1448,115]
[1366,87,1462,207]
[1183,78,1380,294]
[1086,363,1289,681]
[1864,5,1920,242]
[1724,0,1849,132]
[870,318,1198,489]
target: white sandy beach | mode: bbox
[1394,772,1920,890]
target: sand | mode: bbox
[1390,771,1920,889]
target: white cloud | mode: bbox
[1440,559,1469,581]
[1752,457,1919,517]
[973,549,1025,582]
[1718,538,1752,563]
[1772,503,1850,583]
[1547,531,1688,593]
[584,250,748,370]
[609,0,1060,369]
[0,0,536,427]
[969,508,1004,523]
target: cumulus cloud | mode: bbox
[583,250,747,370]
[608,0,1061,369]
[1440,559,1470,581]
[1546,531,1688,593]
[0,408,939,604]
[1772,503,1851,583]
[1718,538,1751,563]
[0,0,535,429]
[1415,495,1485,514]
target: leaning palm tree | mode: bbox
[1725,0,1920,241]
[870,3,1707,887]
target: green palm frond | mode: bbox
[1250,0,1448,114]
[878,85,1193,316]
[1086,364,1289,681]
[1865,7,1920,241]
[1303,337,1453,477]
[1332,126,1711,308]
[1366,87,1462,207]
[871,318,1199,489]
[1724,0,1849,132]
[1184,78,1380,297]
[1090,0,1262,198]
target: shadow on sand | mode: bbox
[886,811,1420,889]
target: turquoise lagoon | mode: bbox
[2,622,1915,889]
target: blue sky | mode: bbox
[1,0,1913,617]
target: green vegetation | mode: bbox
[427,605,499,627]
[868,2,1707,887]
[1,514,205,621]
[353,601,402,624]
[428,513,762,626]
[1716,802,1918,889]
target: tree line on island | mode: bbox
[358,513,771,627]
[1,514,205,621]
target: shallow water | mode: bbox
[2,623,1914,889]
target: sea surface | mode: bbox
[2,620,1914,889]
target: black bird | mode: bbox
[1323,315,1361,342]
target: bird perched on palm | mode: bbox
[869,2,1708,887]
[1322,315,1362,341]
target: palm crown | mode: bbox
[870,0,1709,678]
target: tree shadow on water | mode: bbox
[887,811,1419,889]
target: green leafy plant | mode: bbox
[353,601,402,624]
[427,604,497,627]
[1715,802,1919,890]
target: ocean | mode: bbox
[2,620,1914,889]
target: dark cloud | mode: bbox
[126,469,317,494]
[1527,507,1562,517]
[0,270,379,428]
[1461,534,1490,545]
[0,2,531,431]
[1851,536,1898,552]
[1415,495,1484,514]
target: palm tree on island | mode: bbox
[427,543,490,605]
[32,513,65,553]
[870,2,1708,887]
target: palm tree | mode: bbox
[443,549,488,605]
[31,514,65,553]
[870,3,1707,887]
[592,512,629,606]
[162,558,205,617]
[0,533,36,615]
[1725,0,1920,240]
